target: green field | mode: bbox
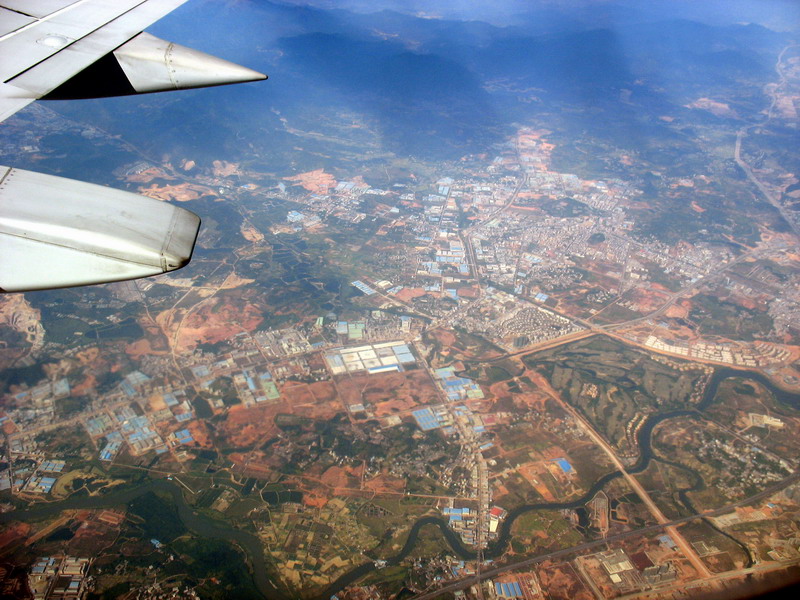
[509,509,584,556]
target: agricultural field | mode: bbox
[509,510,584,556]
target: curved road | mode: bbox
[4,371,799,600]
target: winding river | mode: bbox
[0,480,288,600]
[319,368,800,595]
[4,369,800,599]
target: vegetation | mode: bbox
[525,336,705,452]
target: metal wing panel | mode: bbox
[0,1,81,19]
[0,0,265,292]
[1,0,146,80]
[0,82,35,122]
[8,8,166,97]
[0,7,35,36]
[0,0,189,103]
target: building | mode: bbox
[29,556,90,600]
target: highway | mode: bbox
[411,472,800,600]
[599,246,770,332]
[733,44,800,238]
[531,365,714,580]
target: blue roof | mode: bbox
[412,408,439,431]
[556,458,573,473]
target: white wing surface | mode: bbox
[0,0,267,292]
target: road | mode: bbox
[622,558,800,600]
[534,369,714,580]
[465,176,528,235]
[733,44,800,238]
[411,472,800,600]
[590,44,799,334]
[460,173,528,293]
[600,246,767,332]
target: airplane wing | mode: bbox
[0,0,267,292]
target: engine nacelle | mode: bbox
[44,32,266,100]
[0,166,200,292]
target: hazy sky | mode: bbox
[265,0,800,30]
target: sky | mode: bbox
[259,0,800,30]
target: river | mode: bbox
[0,479,287,600]
[4,369,800,599]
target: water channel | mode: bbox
[3,368,799,599]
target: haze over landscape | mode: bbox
[2,1,800,599]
